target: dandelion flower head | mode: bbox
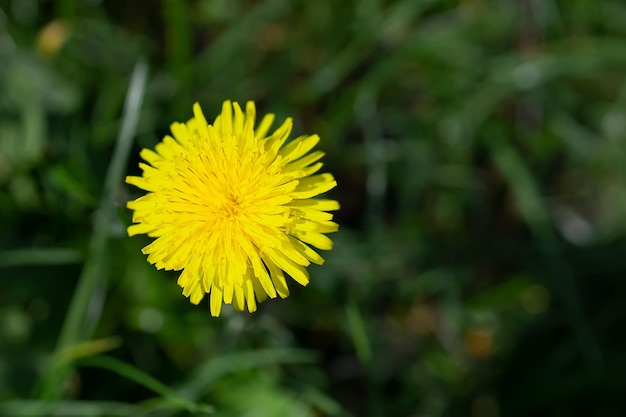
[126,101,339,316]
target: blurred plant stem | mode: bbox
[0,248,82,267]
[163,0,192,110]
[356,88,387,230]
[489,138,604,371]
[345,299,382,416]
[39,60,148,399]
[163,0,191,85]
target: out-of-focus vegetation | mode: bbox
[2,0,626,416]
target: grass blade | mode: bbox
[39,59,148,399]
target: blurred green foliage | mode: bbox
[2,0,626,416]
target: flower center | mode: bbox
[221,192,243,218]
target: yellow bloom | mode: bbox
[126,101,339,316]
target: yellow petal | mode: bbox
[234,285,245,311]
[279,134,320,162]
[210,286,223,317]
[292,231,334,250]
[245,277,257,313]
[293,173,337,199]
[255,113,275,140]
[263,257,290,298]
[192,102,209,138]
[289,198,340,211]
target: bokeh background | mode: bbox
[2,0,626,416]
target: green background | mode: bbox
[2,0,626,416]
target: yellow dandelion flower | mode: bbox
[126,101,339,316]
